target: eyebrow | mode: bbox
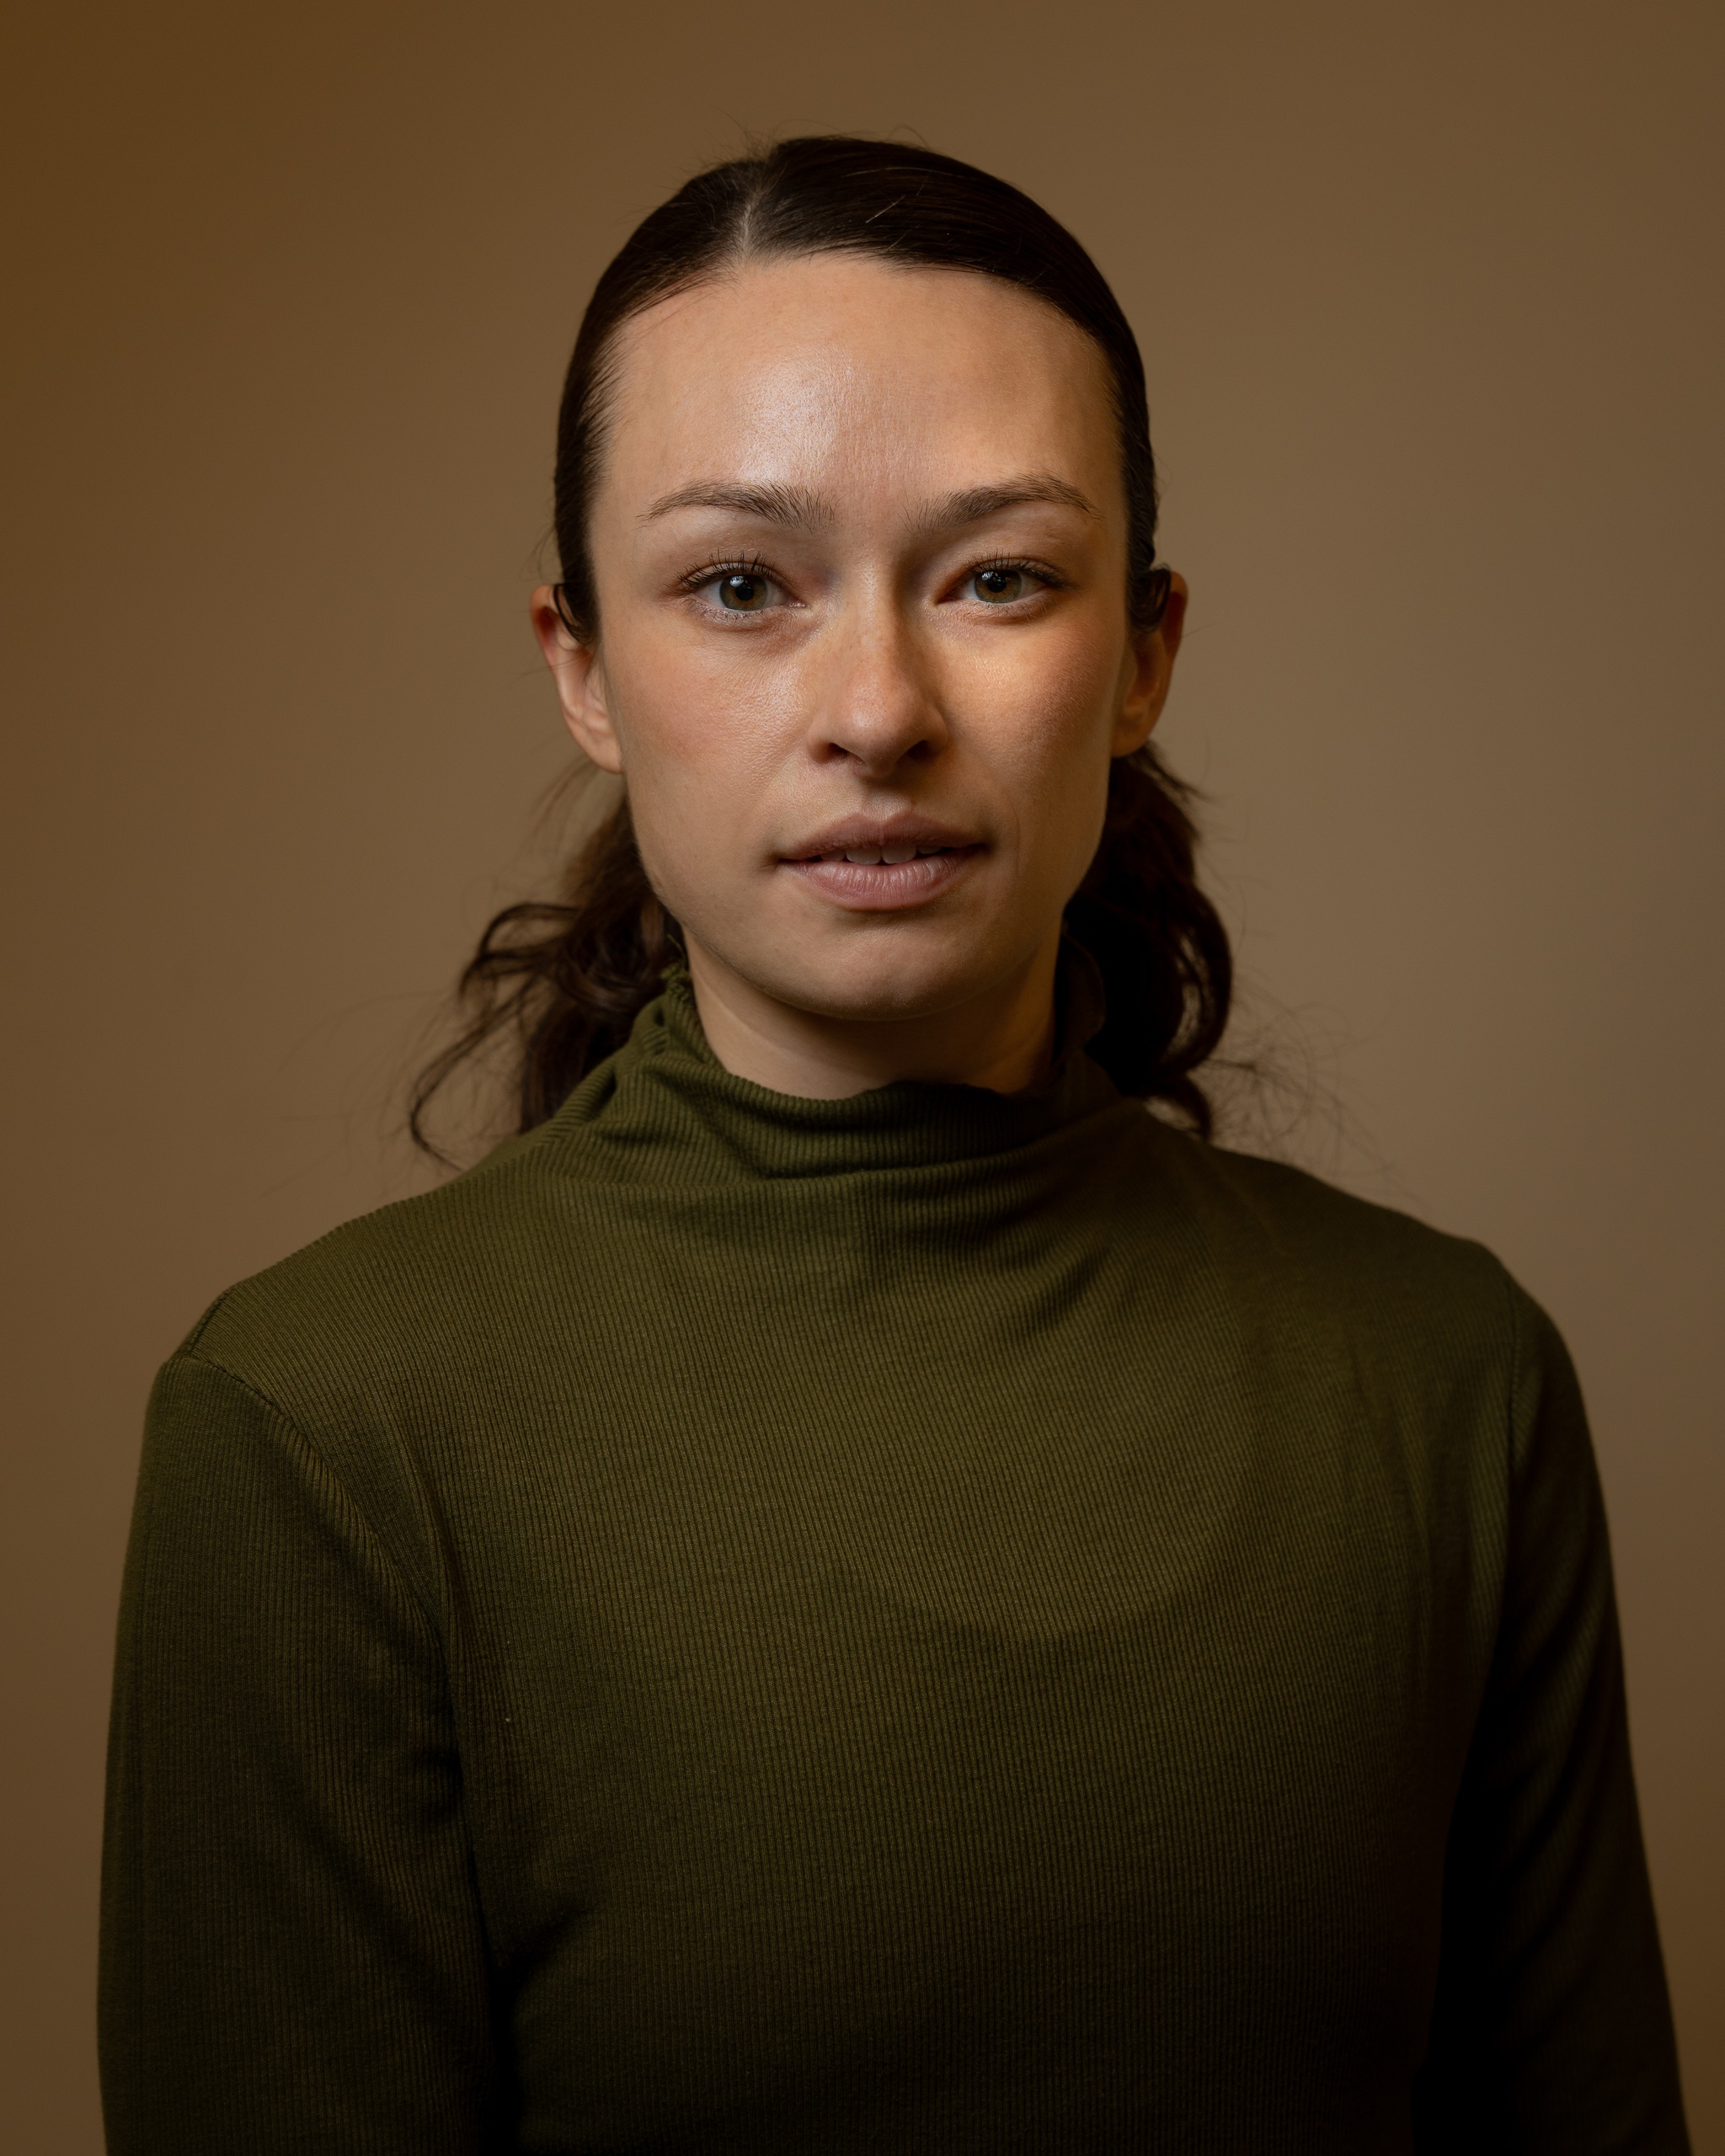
[643,482,833,524]
[920,475,1098,528]
[641,472,1097,528]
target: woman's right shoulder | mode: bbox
[164,1118,599,1437]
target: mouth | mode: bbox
[777,816,985,912]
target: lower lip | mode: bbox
[779,847,983,911]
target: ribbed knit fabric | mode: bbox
[101,964,1687,2153]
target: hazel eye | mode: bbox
[685,562,793,617]
[970,566,1028,604]
[712,570,773,611]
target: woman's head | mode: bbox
[414,141,1230,1143]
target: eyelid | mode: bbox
[678,555,778,591]
[957,554,1069,597]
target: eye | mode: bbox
[716,571,771,611]
[971,565,1025,604]
[687,565,782,613]
[965,562,1058,606]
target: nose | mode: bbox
[804,595,948,778]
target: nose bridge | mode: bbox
[808,570,943,773]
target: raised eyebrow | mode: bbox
[922,475,1099,529]
[643,482,835,525]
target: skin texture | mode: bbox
[532,253,1187,1099]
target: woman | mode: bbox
[101,138,1688,2152]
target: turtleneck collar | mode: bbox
[547,941,1127,1183]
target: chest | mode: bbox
[407,1230,1502,2143]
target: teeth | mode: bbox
[813,842,955,866]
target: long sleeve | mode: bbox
[100,1352,503,2153]
[1411,1291,1689,2153]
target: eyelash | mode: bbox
[676,553,1070,608]
[968,554,1068,597]
[677,556,772,598]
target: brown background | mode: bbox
[3,0,1720,2145]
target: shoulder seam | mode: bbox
[179,1286,238,1354]
[168,1347,443,1638]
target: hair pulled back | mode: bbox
[413,136,1231,1155]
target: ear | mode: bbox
[1110,571,1189,758]
[531,584,624,775]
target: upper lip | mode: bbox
[778,813,981,861]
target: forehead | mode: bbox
[598,254,1121,514]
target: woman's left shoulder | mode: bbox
[1133,1120,1543,1374]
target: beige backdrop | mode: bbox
[3,0,1720,2145]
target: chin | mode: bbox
[743,926,1026,1027]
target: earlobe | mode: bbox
[560,668,625,776]
[1113,572,1188,757]
[531,584,625,775]
[1111,635,1168,758]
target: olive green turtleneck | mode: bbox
[101,964,1687,2153]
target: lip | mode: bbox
[777,813,985,913]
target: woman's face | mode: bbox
[538,253,1185,1040]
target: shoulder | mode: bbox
[175,1116,583,1428]
[1124,1131,1589,1556]
[1130,1120,1531,1375]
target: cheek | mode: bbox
[594,630,789,914]
[605,629,772,797]
[962,619,1123,830]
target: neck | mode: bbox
[683,931,1060,1100]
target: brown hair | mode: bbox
[412,136,1231,1155]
